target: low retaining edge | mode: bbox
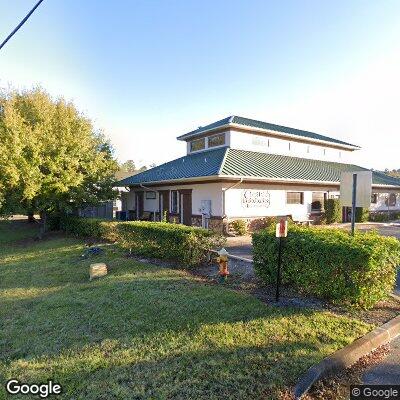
[293,315,400,399]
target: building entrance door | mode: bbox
[179,189,192,226]
[159,190,170,221]
[135,192,144,220]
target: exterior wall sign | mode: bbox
[241,190,271,208]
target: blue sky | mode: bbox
[1,0,400,169]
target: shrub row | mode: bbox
[59,215,224,267]
[253,225,400,309]
[324,198,342,224]
[369,211,400,222]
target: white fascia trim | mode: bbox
[372,184,400,190]
[178,123,360,151]
[127,175,400,189]
[177,127,230,141]
[128,175,221,186]
[219,174,339,185]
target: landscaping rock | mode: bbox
[89,263,108,280]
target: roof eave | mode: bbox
[125,175,221,187]
[120,175,400,189]
[176,124,231,141]
[177,122,360,150]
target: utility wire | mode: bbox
[0,0,45,51]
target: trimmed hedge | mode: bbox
[324,199,342,224]
[253,225,400,309]
[60,215,224,267]
[355,207,369,223]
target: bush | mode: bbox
[253,225,400,309]
[60,215,119,242]
[324,199,342,224]
[229,219,247,236]
[60,216,224,267]
[355,207,369,223]
[369,211,400,222]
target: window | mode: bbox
[208,133,225,148]
[311,192,326,211]
[145,191,156,199]
[286,192,304,205]
[371,193,378,204]
[386,193,397,207]
[190,138,205,152]
[171,190,179,213]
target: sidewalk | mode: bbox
[362,336,400,385]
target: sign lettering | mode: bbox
[241,190,271,208]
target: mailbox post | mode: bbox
[275,218,288,302]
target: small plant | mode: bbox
[229,219,247,236]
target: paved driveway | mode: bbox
[362,336,400,385]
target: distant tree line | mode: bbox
[384,168,400,178]
[119,160,156,175]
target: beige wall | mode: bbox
[122,181,400,219]
[124,183,224,217]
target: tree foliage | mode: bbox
[120,160,136,172]
[384,168,400,178]
[0,87,118,231]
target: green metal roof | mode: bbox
[116,147,400,187]
[117,147,227,185]
[177,115,360,148]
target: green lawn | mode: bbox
[0,221,371,399]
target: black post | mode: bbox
[276,236,283,301]
[351,173,357,236]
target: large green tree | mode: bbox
[0,87,118,236]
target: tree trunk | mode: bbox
[38,211,47,239]
[27,212,36,223]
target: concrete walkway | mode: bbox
[362,336,400,385]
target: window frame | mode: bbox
[311,192,326,212]
[371,193,378,204]
[286,191,304,205]
[208,133,225,148]
[170,190,179,213]
[386,193,397,207]
[189,138,206,152]
[145,191,156,200]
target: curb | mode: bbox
[293,315,400,399]
[227,254,253,263]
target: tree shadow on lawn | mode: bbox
[1,338,336,400]
[0,237,106,290]
[0,266,369,365]
[0,236,371,399]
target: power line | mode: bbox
[0,0,45,52]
